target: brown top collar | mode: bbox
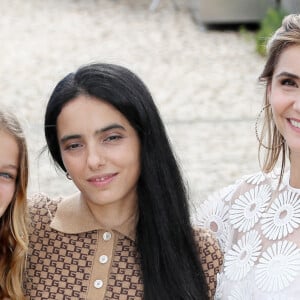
[50,192,137,241]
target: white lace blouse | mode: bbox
[196,170,300,300]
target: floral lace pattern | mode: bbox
[225,230,262,281]
[255,241,300,292]
[228,280,254,300]
[198,193,230,251]
[229,185,271,232]
[197,170,300,299]
[261,191,300,240]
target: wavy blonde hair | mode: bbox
[258,14,300,180]
[0,110,28,300]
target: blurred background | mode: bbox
[0,0,298,214]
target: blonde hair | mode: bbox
[0,110,28,300]
[258,14,300,179]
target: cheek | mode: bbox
[269,89,285,116]
[61,153,71,170]
[114,148,140,178]
[126,152,141,178]
[61,151,81,173]
[0,182,15,206]
[271,101,285,121]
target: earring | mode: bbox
[66,172,72,180]
[255,104,283,150]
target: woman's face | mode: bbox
[0,130,19,218]
[269,44,300,155]
[57,95,141,213]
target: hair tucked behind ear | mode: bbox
[258,14,300,181]
[45,63,209,299]
[0,110,28,300]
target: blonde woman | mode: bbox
[197,14,300,299]
[0,110,28,300]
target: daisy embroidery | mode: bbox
[219,180,242,203]
[224,230,262,281]
[229,185,271,232]
[264,294,289,300]
[197,195,229,250]
[228,280,254,300]
[255,241,300,292]
[243,172,266,185]
[268,169,288,192]
[214,272,225,300]
[261,190,300,240]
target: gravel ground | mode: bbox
[0,0,267,213]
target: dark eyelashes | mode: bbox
[0,172,15,180]
[63,135,123,150]
[104,135,123,142]
[280,78,297,87]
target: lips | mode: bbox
[290,119,300,128]
[289,118,300,129]
[87,173,117,186]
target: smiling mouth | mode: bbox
[93,176,111,182]
[289,119,300,129]
[87,173,117,185]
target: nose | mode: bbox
[86,145,105,170]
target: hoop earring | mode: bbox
[255,104,283,150]
[66,172,72,180]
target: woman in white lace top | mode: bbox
[197,14,300,299]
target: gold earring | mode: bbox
[255,104,283,150]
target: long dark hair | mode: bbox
[44,63,209,300]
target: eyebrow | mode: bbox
[95,124,126,134]
[276,71,300,79]
[1,164,18,171]
[60,123,126,144]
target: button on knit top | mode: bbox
[24,193,223,299]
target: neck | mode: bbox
[289,152,300,188]
[83,196,138,229]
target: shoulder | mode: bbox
[195,171,278,249]
[193,227,223,263]
[28,192,62,212]
[193,227,223,299]
[27,193,63,225]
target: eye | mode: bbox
[0,172,15,181]
[65,143,83,151]
[281,78,298,87]
[103,134,122,143]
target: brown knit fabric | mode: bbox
[105,237,143,300]
[24,197,95,299]
[24,194,222,299]
[194,228,224,299]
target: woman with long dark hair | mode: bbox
[24,63,222,299]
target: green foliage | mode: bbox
[239,25,255,42]
[255,8,286,56]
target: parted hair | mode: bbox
[258,14,300,179]
[0,110,28,300]
[44,63,209,299]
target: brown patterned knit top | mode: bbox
[24,193,223,300]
